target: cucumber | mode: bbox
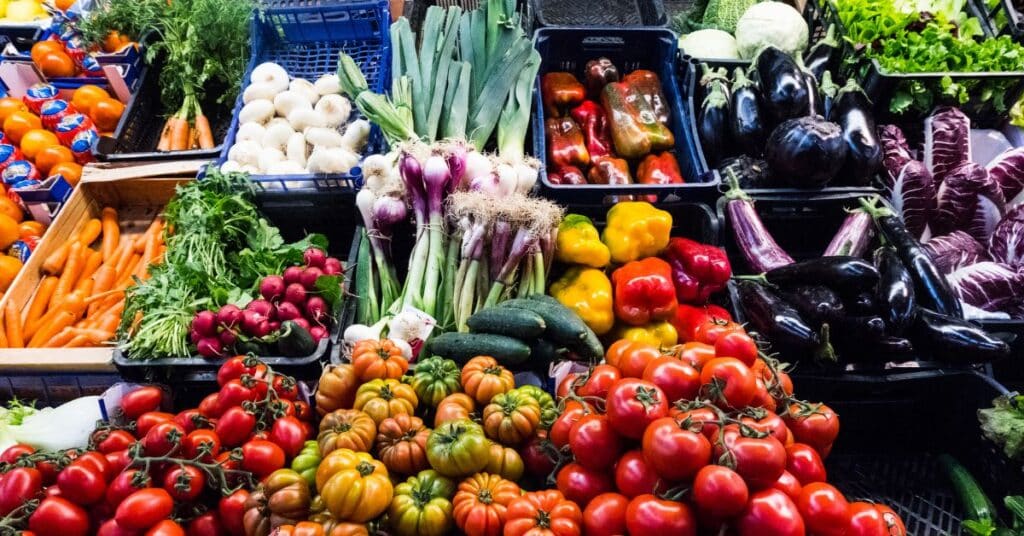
[427,332,532,366]
[277,321,319,357]
[940,454,996,526]
[468,307,546,339]
[527,293,564,307]
[499,298,604,360]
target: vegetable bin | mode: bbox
[531,27,718,204]
[215,1,391,194]
[977,0,1024,41]
[531,0,666,27]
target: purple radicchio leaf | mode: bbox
[989,204,1024,269]
[924,106,971,183]
[924,230,991,274]
[879,124,914,187]
[947,261,1024,313]
[933,162,1004,242]
[986,146,1024,203]
[888,160,935,238]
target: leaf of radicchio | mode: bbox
[987,147,1024,202]
[947,261,1024,312]
[924,230,990,274]
[879,124,914,187]
[924,106,971,183]
[888,160,935,238]
[990,204,1024,269]
[933,162,1005,242]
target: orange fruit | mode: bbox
[18,220,44,239]
[0,255,22,292]
[4,111,41,145]
[0,197,24,223]
[30,40,64,65]
[54,0,76,11]
[0,98,28,125]
[102,31,134,53]
[50,161,82,186]
[90,98,125,131]
[20,129,59,160]
[34,144,73,175]
[71,85,109,118]
[38,51,76,78]
[0,214,20,251]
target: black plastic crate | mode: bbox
[976,0,1024,40]
[532,0,666,27]
[113,195,359,383]
[93,53,237,162]
[0,372,121,407]
[531,27,719,205]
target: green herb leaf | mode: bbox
[315,274,345,312]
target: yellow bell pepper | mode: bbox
[613,320,678,349]
[556,214,611,268]
[549,266,614,335]
[601,201,672,263]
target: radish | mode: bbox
[276,301,302,321]
[299,267,323,290]
[284,283,306,305]
[196,337,224,358]
[291,317,311,331]
[266,321,281,334]
[219,329,238,346]
[247,299,275,319]
[217,304,242,328]
[304,247,327,268]
[283,266,304,286]
[309,325,329,342]
[323,257,342,275]
[241,310,268,336]
[260,275,286,302]
[192,310,217,337]
[189,328,203,345]
[305,296,328,324]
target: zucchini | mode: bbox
[427,332,532,366]
[939,454,996,527]
[499,298,604,360]
[277,321,319,357]
[468,307,546,338]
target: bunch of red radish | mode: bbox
[191,247,343,358]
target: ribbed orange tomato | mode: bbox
[34,145,73,175]
[20,129,59,160]
[4,112,42,145]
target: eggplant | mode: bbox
[735,280,827,355]
[699,66,732,167]
[764,256,880,293]
[874,246,915,334]
[911,308,1010,362]
[724,172,795,272]
[832,315,887,340]
[804,24,841,83]
[781,285,846,323]
[719,155,771,189]
[830,79,882,186]
[823,208,875,257]
[846,291,878,316]
[819,71,838,120]
[861,198,963,318]
[729,68,766,156]
[754,46,810,122]
[765,116,847,188]
[796,56,823,117]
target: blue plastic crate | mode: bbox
[531,27,718,204]
[217,1,391,194]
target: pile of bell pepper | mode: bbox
[542,57,686,187]
[549,201,732,348]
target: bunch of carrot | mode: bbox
[0,206,164,348]
[155,95,215,152]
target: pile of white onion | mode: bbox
[220,62,371,176]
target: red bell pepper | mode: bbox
[584,57,620,98]
[588,155,632,185]
[672,304,734,343]
[601,81,675,159]
[545,117,590,168]
[637,153,685,184]
[611,257,678,326]
[623,69,670,125]
[662,237,731,304]
[570,100,614,159]
[548,165,587,185]
[542,72,586,117]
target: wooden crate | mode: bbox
[0,175,190,371]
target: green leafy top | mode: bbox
[979,395,1024,460]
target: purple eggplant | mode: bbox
[729,68,766,156]
[698,66,732,167]
[765,116,847,187]
[734,280,827,356]
[823,208,875,257]
[830,79,882,186]
[874,246,915,334]
[754,46,810,123]
[724,171,795,272]
[764,256,880,294]
[804,25,840,83]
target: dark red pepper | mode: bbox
[662,237,732,304]
[623,69,670,125]
[637,153,685,184]
[545,117,590,168]
[542,72,586,117]
[570,100,614,159]
[548,165,587,185]
[584,57,620,98]
[587,155,632,185]
[611,257,678,326]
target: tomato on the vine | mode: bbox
[216,379,258,416]
[771,470,803,501]
[583,492,629,536]
[198,393,221,418]
[783,403,840,458]
[29,497,90,536]
[614,450,665,498]
[556,462,613,508]
[144,520,186,536]
[568,414,622,471]
[605,379,669,440]
[625,494,697,535]
[670,405,721,440]
[575,364,621,399]
[105,469,151,508]
[737,489,805,536]
[272,375,300,401]
[0,467,42,516]
[613,341,663,379]
[144,421,185,457]
[162,464,205,502]
[714,331,759,366]
[786,443,827,485]
[215,406,256,448]
[797,482,850,536]
[241,439,285,478]
[740,410,790,446]
[700,357,757,408]
[673,342,716,369]
[97,519,139,536]
[217,356,268,387]
[105,449,132,476]
[120,386,163,419]
[642,357,700,403]
[73,451,112,481]
[174,409,209,434]
[115,488,174,530]
[556,372,579,400]
[641,417,711,482]
[135,412,175,439]
[95,429,135,454]
[0,443,34,463]
[521,430,556,480]
[187,512,224,536]
[293,401,312,421]
[693,318,743,345]
[846,502,888,536]
[549,400,592,448]
[269,416,307,459]
[692,465,749,521]
[715,424,787,489]
[56,463,106,505]
[183,429,221,462]
[875,504,907,536]
[218,489,249,536]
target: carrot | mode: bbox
[62,334,90,348]
[26,291,82,341]
[79,218,102,248]
[168,116,190,152]
[132,233,147,253]
[23,276,58,334]
[44,327,76,347]
[42,232,80,275]
[135,220,162,279]
[49,241,82,310]
[157,118,174,151]
[74,278,94,301]
[66,327,113,345]
[101,208,119,260]
[92,301,124,332]
[116,253,141,288]
[77,250,103,288]
[29,309,76,347]
[86,266,117,316]
[5,300,23,348]
[195,113,215,149]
